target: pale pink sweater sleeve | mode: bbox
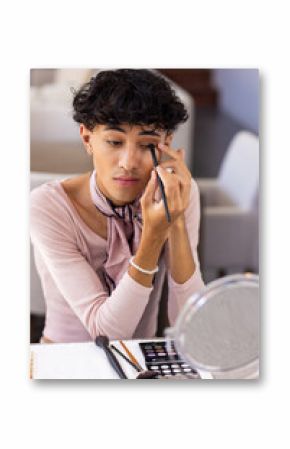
[166,178,205,325]
[30,187,153,340]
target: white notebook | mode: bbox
[29,339,153,380]
[30,342,122,379]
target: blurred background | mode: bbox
[30,68,259,341]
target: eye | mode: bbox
[107,140,122,147]
[140,143,153,151]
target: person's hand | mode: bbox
[156,143,192,213]
[140,143,191,238]
[140,170,170,239]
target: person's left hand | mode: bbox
[156,143,192,213]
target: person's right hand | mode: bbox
[140,168,185,239]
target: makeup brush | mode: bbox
[95,336,127,379]
[111,344,158,379]
[110,344,142,371]
[119,340,143,371]
[111,344,157,378]
[148,144,171,223]
[118,340,158,379]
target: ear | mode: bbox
[80,124,93,155]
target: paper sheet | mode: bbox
[31,342,120,379]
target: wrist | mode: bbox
[129,256,159,275]
[170,214,186,232]
[141,225,169,246]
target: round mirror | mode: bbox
[165,273,259,379]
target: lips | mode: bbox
[114,177,139,181]
[113,177,140,187]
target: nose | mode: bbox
[118,144,140,172]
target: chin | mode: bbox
[114,193,137,205]
[102,177,146,205]
[111,188,142,205]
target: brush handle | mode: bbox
[155,173,171,223]
[103,346,128,379]
[95,336,127,379]
[111,344,141,372]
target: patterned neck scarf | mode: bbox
[89,170,143,293]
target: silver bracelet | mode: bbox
[129,256,159,275]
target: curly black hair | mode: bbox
[72,69,188,132]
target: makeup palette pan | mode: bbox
[139,341,200,378]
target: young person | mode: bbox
[30,69,205,343]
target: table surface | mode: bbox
[30,337,213,380]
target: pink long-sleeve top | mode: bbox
[30,177,205,343]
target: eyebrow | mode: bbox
[104,125,161,136]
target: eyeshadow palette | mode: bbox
[139,340,200,378]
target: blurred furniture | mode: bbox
[157,69,218,107]
[30,69,195,174]
[196,131,259,282]
[164,77,195,169]
[30,69,94,174]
